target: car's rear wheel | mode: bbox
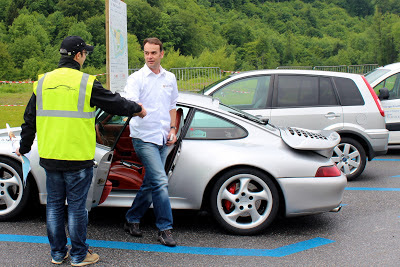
[332,137,366,181]
[0,157,30,221]
[210,168,279,235]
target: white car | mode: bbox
[0,93,346,235]
[365,62,400,148]
[203,69,389,180]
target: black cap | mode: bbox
[60,36,94,56]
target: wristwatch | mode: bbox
[170,126,177,130]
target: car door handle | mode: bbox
[325,112,341,118]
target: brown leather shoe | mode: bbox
[124,221,143,237]
[158,230,177,247]
[71,250,99,266]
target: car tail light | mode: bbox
[315,165,341,177]
[362,76,385,117]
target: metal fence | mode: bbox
[170,67,221,92]
[277,64,379,74]
[126,64,379,92]
[128,67,222,92]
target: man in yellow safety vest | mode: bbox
[16,36,146,266]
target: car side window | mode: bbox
[276,75,319,107]
[185,110,247,140]
[374,73,400,100]
[212,76,270,109]
[319,77,338,105]
[333,77,365,106]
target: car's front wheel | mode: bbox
[210,168,279,235]
[332,137,366,181]
[0,157,30,221]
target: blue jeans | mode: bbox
[45,167,93,264]
[126,138,173,231]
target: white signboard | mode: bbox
[107,0,128,93]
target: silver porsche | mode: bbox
[0,92,346,235]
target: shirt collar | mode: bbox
[143,64,166,77]
[58,57,81,70]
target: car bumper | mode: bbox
[386,128,400,148]
[277,173,347,216]
[365,129,389,158]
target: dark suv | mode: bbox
[204,69,389,180]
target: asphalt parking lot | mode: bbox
[0,150,399,266]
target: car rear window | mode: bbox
[333,77,364,106]
[275,75,338,107]
[185,110,247,140]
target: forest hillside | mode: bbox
[1,0,400,80]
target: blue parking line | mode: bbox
[0,234,334,257]
[372,158,400,176]
[373,158,400,161]
[346,187,400,191]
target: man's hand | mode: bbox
[166,129,177,146]
[134,103,147,118]
[15,147,21,156]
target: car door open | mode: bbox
[89,108,186,209]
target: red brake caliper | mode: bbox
[223,183,236,211]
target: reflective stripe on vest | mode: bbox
[36,73,96,119]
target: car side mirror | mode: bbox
[379,87,390,100]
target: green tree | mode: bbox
[391,20,400,62]
[55,0,104,21]
[0,22,7,42]
[221,20,254,47]
[4,0,25,26]
[125,0,161,43]
[127,34,143,69]
[0,42,16,79]
[337,0,374,17]
[22,58,48,80]
[86,15,105,45]
[50,15,79,46]
[25,0,57,16]
[162,49,194,69]
[9,35,42,68]
[283,32,296,64]
[0,0,12,24]
[8,12,50,48]
[45,12,67,45]
[196,46,236,71]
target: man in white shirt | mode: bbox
[122,37,178,247]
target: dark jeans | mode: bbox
[126,138,173,231]
[45,167,93,263]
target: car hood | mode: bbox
[279,126,340,158]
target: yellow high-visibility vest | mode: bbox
[34,68,96,160]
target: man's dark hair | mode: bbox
[143,37,163,52]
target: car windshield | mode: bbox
[365,69,391,84]
[200,76,231,94]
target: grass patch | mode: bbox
[0,84,32,128]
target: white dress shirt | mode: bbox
[122,64,179,145]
